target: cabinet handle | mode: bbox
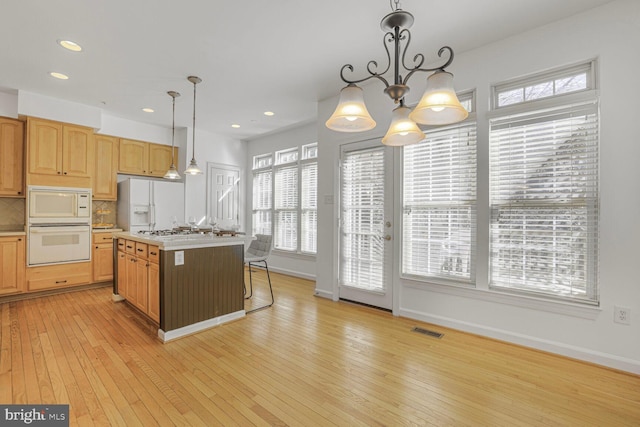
[150,251,157,255]
[137,248,143,252]
[18,238,22,241]
[57,171,61,175]
[95,246,99,249]
[63,171,67,175]
[126,245,133,249]
[17,191,21,194]
[55,280,68,284]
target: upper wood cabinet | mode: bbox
[27,117,93,187]
[93,135,119,200]
[119,138,177,177]
[148,144,174,177]
[0,118,25,197]
[118,138,149,175]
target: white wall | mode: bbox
[317,0,640,373]
[183,126,247,230]
[245,122,317,280]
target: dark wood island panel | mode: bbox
[160,244,244,333]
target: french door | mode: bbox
[339,139,394,310]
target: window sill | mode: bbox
[271,249,316,261]
[402,278,601,320]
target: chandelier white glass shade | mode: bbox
[325,1,468,145]
[381,102,425,146]
[163,90,181,180]
[184,75,203,175]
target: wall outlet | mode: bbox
[613,306,631,325]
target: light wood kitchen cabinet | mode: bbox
[117,250,127,298]
[148,144,175,177]
[0,118,25,197]
[118,138,149,175]
[0,236,25,296]
[117,238,159,322]
[26,262,91,291]
[93,135,119,200]
[27,117,93,187]
[118,138,177,177]
[92,232,115,283]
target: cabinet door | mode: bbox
[0,236,25,295]
[28,118,62,175]
[119,139,149,174]
[117,251,127,298]
[148,261,160,322]
[135,260,149,313]
[62,125,93,177]
[148,144,174,177]
[93,244,114,283]
[0,118,25,197]
[125,254,137,304]
[93,135,118,200]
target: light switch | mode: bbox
[175,251,184,266]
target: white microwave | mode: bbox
[28,186,92,224]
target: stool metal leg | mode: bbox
[246,260,274,314]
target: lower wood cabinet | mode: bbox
[0,236,25,296]
[92,232,115,283]
[117,239,159,322]
[27,262,91,292]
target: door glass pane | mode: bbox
[340,147,385,292]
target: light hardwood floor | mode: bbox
[1,270,639,426]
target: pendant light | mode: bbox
[381,102,426,146]
[184,75,203,175]
[163,90,181,180]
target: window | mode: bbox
[252,143,317,254]
[402,92,477,284]
[489,62,599,304]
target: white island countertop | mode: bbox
[113,231,247,251]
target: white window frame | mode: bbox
[488,60,599,305]
[401,91,477,286]
[251,143,318,255]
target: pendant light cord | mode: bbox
[192,79,196,161]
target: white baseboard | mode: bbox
[398,307,640,375]
[313,289,334,300]
[158,310,245,343]
[251,264,316,281]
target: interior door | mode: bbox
[339,139,394,310]
[207,164,240,230]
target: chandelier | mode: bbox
[325,0,468,146]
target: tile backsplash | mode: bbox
[0,197,118,230]
[0,198,25,230]
[92,200,117,226]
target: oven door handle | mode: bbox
[29,226,91,233]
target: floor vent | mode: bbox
[412,327,444,339]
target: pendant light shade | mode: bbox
[382,104,426,146]
[409,70,469,125]
[184,75,203,175]
[325,84,376,132]
[164,90,181,180]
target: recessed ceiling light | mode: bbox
[231,124,241,128]
[142,108,154,113]
[263,111,275,116]
[58,39,82,52]
[49,72,69,80]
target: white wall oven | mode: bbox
[27,186,92,266]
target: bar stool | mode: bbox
[244,234,274,313]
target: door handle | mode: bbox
[384,235,392,241]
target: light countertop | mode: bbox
[113,231,246,251]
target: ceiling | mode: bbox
[1,0,615,141]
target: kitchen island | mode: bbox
[113,231,246,342]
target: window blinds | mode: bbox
[402,123,477,282]
[275,165,298,250]
[489,101,599,302]
[301,162,318,253]
[340,148,386,292]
